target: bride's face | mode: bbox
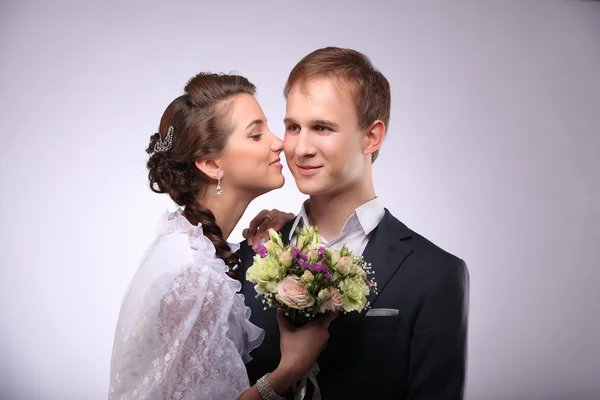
[217,93,285,196]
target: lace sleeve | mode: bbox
[110,261,253,400]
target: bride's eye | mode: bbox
[250,133,263,141]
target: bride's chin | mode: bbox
[268,176,285,191]
[271,178,285,190]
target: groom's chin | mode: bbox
[295,181,327,196]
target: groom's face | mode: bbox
[283,77,368,196]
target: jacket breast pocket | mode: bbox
[352,315,402,380]
[361,314,401,330]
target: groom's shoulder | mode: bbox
[238,239,254,262]
[383,209,466,272]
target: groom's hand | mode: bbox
[243,209,295,246]
[277,309,337,378]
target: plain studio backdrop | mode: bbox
[1,1,599,399]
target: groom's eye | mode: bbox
[314,125,330,132]
[286,124,300,132]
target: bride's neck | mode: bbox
[198,187,251,240]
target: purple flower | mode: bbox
[254,244,269,258]
[307,263,329,274]
[364,279,371,286]
[324,272,333,280]
[317,264,329,273]
[318,246,327,259]
[291,245,308,261]
[291,245,300,257]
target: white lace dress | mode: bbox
[109,210,264,400]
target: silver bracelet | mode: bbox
[256,373,285,400]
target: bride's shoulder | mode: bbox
[154,208,200,236]
[145,209,230,272]
[150,209,205,251]
[135,209,198,267]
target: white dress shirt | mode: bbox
[288,197,386,256]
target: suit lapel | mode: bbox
[361,209,413,307]
[328,209,414,334]
[280,220,294,246]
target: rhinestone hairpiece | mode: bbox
[153,126,174,153]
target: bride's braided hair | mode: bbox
[146,73,256,279]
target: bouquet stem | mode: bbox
[287,308,311,328]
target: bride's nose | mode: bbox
[270,134,284,153]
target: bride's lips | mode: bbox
[296,164,322,176]
[269,158,283,169]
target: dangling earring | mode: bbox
[215,174,222,195]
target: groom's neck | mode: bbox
[307,181,376,241]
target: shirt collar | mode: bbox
[288,202,310,242]
[355,197,386,236]
[288,197,385,241]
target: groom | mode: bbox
[239,47,469,399]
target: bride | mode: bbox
[109,72,335,400]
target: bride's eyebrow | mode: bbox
[245,119,264,131]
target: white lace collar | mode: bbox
[155,209,241,253]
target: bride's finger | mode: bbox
[247,210,270,245]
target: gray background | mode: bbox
[1,1,599,399]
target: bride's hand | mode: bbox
[242,209,295,246]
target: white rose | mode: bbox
[278,251,293,268]
[335,256,353,275]
[349,265,365,276]
[301,270,315,283]
[264,240,281,254]
[305,243,322,264]
[317,288,330,302]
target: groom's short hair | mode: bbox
[284,47,391,162]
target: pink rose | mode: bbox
[276,276,315,310]
[318,288,343,313]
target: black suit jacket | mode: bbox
[239,209,469,399]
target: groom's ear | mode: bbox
[363,120,386,157]
[195,159,223,180]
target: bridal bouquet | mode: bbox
[246,226,377,326]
